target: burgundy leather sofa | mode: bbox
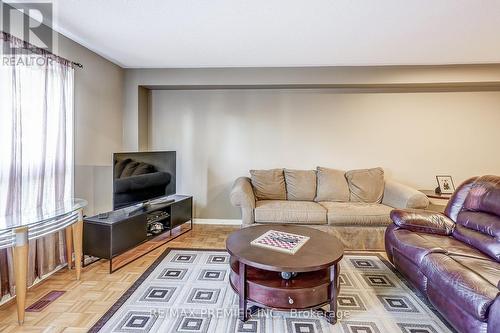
[385,175,500,333]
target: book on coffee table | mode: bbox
[250,230,310,254]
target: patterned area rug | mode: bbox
[90,249,455,333]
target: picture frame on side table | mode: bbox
[435,175,455,194]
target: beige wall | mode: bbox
[123,65,500,150]
[150,89,500,219]
[57,34,124,215]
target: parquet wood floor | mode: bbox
[0,224,238,333]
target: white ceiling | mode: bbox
[46,0,500,68]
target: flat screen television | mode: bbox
[112,151,176,209]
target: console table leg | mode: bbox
[328,263,339,324]
[13,227,29,325]
[72,209,84,280]
[65,226,73,270]
[239,261,248,322]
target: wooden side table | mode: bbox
[420,190,452,213]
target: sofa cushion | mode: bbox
[250,169,286,200]
[345,167,384,203]
[421,253,499,321]
[319,202,392,226]
[445,176,478,221]
[449,255,500,289]
[386,226,491,266]
[284,169,316,201]
[254,200,327,224]
[314,167,349,202]
[456,211,500,238]
[452,224,500,263]
[462,175,500,217]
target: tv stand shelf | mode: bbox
[83,195,192,273]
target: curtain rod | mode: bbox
[1,31,84,69]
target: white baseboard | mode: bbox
[193,218,242,225]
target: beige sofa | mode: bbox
[230,167,429,250]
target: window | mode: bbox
[0,32,74,217]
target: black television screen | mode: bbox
[112,151,176,209]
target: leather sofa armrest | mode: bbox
[383,180,429,209]
[390,209,455,235]
[230,177,256,226]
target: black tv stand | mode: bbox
[83,195,192,273]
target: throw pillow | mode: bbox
[250,169,286,200]
[345,167,385,203]
[284,169,316,201]
[315,167,350,202]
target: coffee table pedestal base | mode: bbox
[230,258,340,325]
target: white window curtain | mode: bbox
[0,32,74,217]
[0,32,74,296]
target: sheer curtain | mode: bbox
[0,32,74,297]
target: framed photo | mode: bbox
[436,175,455,194]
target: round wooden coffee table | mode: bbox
[226,224,344,324]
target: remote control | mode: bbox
[98,212,109,219]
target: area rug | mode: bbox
[89,248,455,333]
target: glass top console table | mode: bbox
[0,198,87,325]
